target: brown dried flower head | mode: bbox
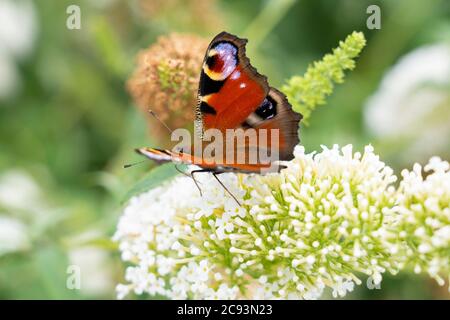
[127,33,208,143]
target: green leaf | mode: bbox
[121,163,182,203]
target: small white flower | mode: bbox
[332,280,355,298]
[116,284,131,300]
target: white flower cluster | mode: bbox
[393,157,450,286]
[114,145,450,299]
[238,145,399,299]
[113,173,242,299]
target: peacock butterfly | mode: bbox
[135,31,302,189]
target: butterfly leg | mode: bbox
[190,169,210,196]
[212,172,241,206]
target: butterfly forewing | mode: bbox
[195,32,269,136]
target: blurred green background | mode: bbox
[0,0,449,299]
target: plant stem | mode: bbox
[244,0,297,50]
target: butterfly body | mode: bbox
[137,31,302,175]
[138,147,274,174]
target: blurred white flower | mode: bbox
[0,169,43,212]
[113,144,449,299]
[364,44,450,163]
[0,215,30,255]
[0,0,37,58]
[68,246,115,296]
[0,0,37,99]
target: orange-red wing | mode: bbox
[195,32,269,135]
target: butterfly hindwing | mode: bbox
[238,87,302,161]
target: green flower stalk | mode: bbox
[282,31,366,124]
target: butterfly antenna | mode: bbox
[123,160,146,168]
[148,109,173,134]
[212,173,241,206]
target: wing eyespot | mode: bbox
[254,97,277,120]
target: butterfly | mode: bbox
[135,31,302,200]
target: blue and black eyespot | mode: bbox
[205,54,219,70]
[255,97,277,120]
